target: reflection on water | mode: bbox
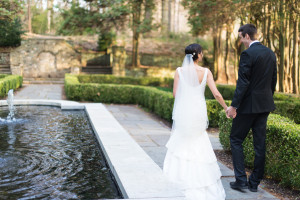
[0,106,122,199]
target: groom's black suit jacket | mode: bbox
[231,42,277,114]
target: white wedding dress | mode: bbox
[163,55,226,200]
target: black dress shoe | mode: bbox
[248,182,258,192]
[230,181,248,190]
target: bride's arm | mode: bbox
[206,69,227,110]
[173,69,179,97]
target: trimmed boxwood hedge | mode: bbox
[65,74,230,127]
[76,74,300,101]
[219,111,300,190]
[77,74,174,88]
[0,74,23,97]
[74,74,300,124]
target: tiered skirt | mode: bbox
[163,129,226,200]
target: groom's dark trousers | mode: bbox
[230,42,277,186]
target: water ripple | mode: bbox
[0,106,121,199]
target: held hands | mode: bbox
[226,106,237,119]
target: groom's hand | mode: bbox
[226,106,237,119]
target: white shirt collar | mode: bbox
[249,40,260,47]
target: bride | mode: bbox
[163,44,228,200]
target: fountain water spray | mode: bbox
[6,89,15,121]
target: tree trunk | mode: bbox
[132,0,143,68]
[284,11,290,93]
[27,0,32,33]
[213,32,218,79]
[47,0,53,34]
[174,0,179,33]
[168,0,172,32]
[161,0,168,34]
[266,3,271,48]
[144,0,153,37]
[292,16,299,94]
[278,0,284,92]
[224,29,230,83]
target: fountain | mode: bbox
[6,89,15,121]
[0,94,122,199]
[0,89,17,123]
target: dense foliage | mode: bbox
[98,31,116,52]
[0,18,23,47]
[0,0,23,47]
[182,0,300,94]
[0,0,22,21]
[219,111,300,190]
[0,74,23,97]
[57,4,96,35]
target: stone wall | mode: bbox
[8,38,81,78]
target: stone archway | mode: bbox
[9,38,81,78]
[37,52,56,78]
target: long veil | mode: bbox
[178,54,199,87]
[172,54,208,133]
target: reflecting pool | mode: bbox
[0,106,122,199]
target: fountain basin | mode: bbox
[0,100,185,200]
[0,105,122,199]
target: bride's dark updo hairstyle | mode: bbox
[185,43,203,61]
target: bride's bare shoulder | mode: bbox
[195,65,206,72]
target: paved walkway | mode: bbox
[12,84,279,200]
[14,84,63,100]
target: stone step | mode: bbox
[0,65,10,68]
[0,65,11,74]
[0,71,11,75]
[80,71,112,74]
[82,66,112,69]
[81,66,112,74]
[23,78,64,84]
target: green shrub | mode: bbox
[218,111,300,190]
[206,99,231,127]
[0,18,23,47]
[98,31,116,52]
[0,74,23,97]
[0,75,7,79]
[273,92,300,102]
[65,75,174,122]
[274,101,300,124]
[77,74,173,88]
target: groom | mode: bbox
[226,24,277,192]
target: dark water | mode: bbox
[0,106,122,199]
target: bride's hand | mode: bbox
[225,107,230,119]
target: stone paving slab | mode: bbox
[14,84,63,100]
[222,177,278,200]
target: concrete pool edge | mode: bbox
[0,99,84,110]
[0,100,185,199]
[84,103,185,199]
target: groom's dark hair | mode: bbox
[238,24,257,40]
[185,44,202,61]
